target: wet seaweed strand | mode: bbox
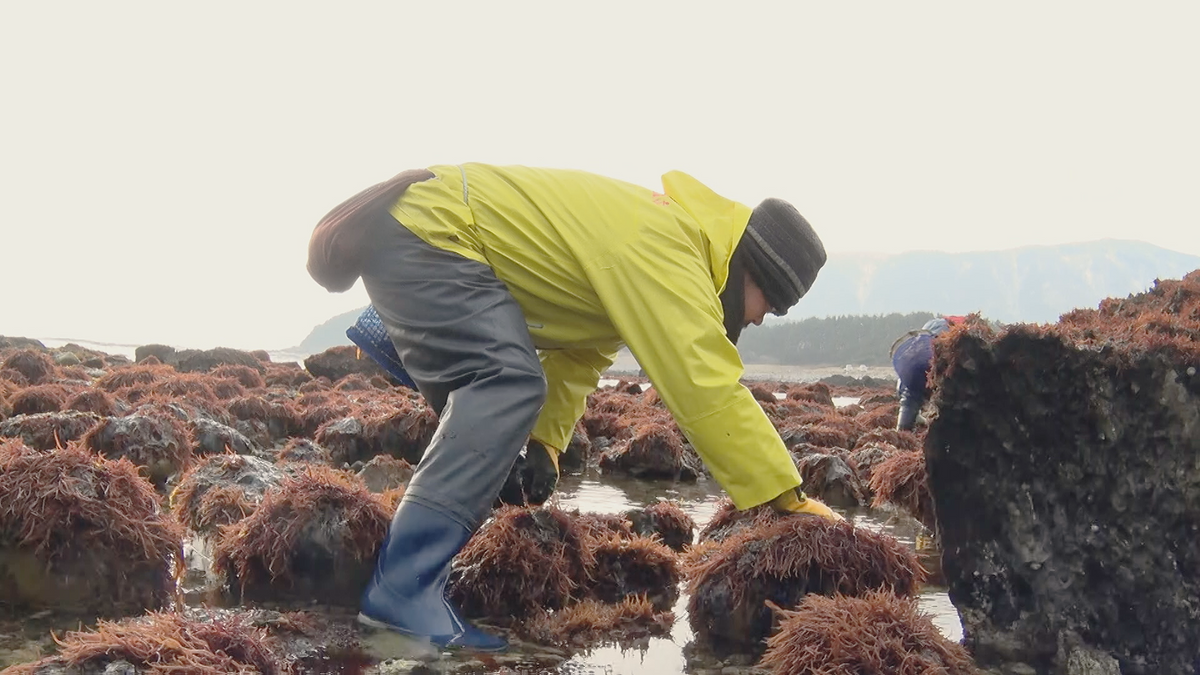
[760,591,979,675]
[0,439,182,569]
[4,611,280,675]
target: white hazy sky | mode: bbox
[2,2,1198,351]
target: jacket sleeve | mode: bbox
[583,237,802,509]
[530,346,618,452]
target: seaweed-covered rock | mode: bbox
[4,610,280,674]
[8,383,75,416]
[173,347,266,374]
[855,400,902,429]
[95,363,175,395]
[225,395,304,443]
[171,454,285,535]
[685,511,925,656]
[586,534,680,610]
[795,452,868,508]
[624,500,696,552]
[870,450,936,531]
[787,420,860,450]
[760,591,979,675]
[1,349,56,386]
[264,362,314,388]
[786,382,835,407]
[599,422,699,481]
[209,364,266,390]
[361,403,437,465]
[0,411,104,451]
[0,337,47,352]
[845,441,903,491]
[214,465,390,606]
[135,344,177,363]
[449,506,593,620]
[188,417,258,457]
[82,412,192,488]
[854,427,922,452]
[926,312,1200,675]
[314,416,372,466]
[0,440,183,616]
[523,597,674,650]
[303,345,389,384]
[276,438,333,466]
[694,498,785,544]
[354,454,414,493]
[64,388,122,416]
[558,425,593,473]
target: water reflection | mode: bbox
[551,468,963,673]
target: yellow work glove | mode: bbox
[771,487,845,522]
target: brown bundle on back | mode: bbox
[307,168,435,292]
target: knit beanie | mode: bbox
[741,198,827,315]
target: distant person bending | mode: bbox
[306,163,841,654]
[890,315,965,431]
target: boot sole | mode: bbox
[356,612,509,655]
[356,613,441,662]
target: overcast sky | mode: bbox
[2,2,1197,351]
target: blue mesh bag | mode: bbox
[345,305,417,389]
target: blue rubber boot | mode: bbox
[359,499,507,653]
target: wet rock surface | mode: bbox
[928,317,1200,674]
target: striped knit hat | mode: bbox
[742,198,827,315]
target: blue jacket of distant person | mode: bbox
[890,316,961,430]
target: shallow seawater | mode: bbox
[1,381,957,674]
[0,467,960,674]
[547,470,962,675]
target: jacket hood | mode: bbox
[661,171,753,294]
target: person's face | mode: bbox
[743,271,774,328]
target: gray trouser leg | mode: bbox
[359,216,547,531]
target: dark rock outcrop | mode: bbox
[135,343,177,363]
[0,336,47,352]
[927,319,1200,674]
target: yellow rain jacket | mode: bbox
[388,164,802,509]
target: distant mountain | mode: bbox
[778,239,1200,325]
[293,240,1200,355]
[298,307,365,354]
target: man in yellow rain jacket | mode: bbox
[306,163,839,654]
